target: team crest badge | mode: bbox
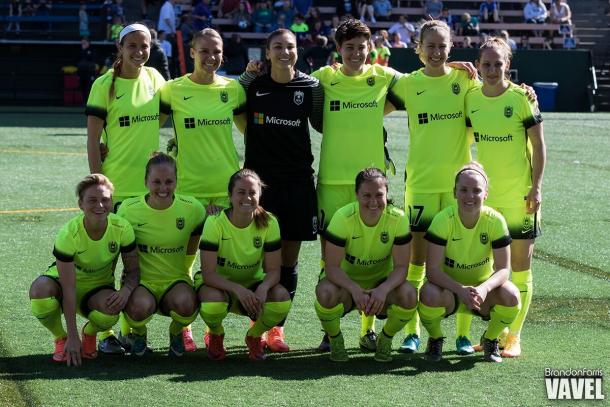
[253,236,262,249]
[367,77,375,87]
[504,105,513,118]
[480,232,489,244]
[452,82,461,95]
[294,90,304,105]
[312,216,318,234]
[176,217,185,230]
[108,241,118,253]
[220,91,228,103]
[380,231,389,244]
[522,217,533,233]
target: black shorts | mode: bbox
[260,177,318,241]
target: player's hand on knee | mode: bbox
[237,286,261,318]
[365,287,387,316]
[351,289,370,314]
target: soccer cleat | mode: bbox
[169,332,185,357]
[81,324,98,359]
[182,327,197,352]
[318,333,331,352]
[501,334,521,358]
[482,336,502,363]
[424,337,445,362]
[266,327,290,353]
[398,333,421,353]
[206,333,226,361]
[359,330,378,352]
[130,334,148,357]
[98,335,126,355]
[374,332,393,362]
[498,327,509,349]
[52,337,67,362]
[328,332,349,362]
[456,336,475,355]
[245,335,267,361]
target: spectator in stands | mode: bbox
[290,13,309,44]
[231,1,252,31]
[34,0,52,31]
[550,0,571,25]
[424,0,443,20]
[358,0,376,24]
[110,15,123,40]
[277,0,295,27]
[330,14,340,29]
[217,0,243,18]
[274,13,289,29]
[303,35,332,72]
[192,0,213,31]
[462,35,474,48]
[293,0,312,17]
[146,28,171,80]
[79,2,89,38]
[110,0,124,23]
[224,33,248,74]
[140,0,158,19]
[378,29,391,47]
[178,13,196,44]
[520,34,531,49]
[479,0,499,23]
[22,0,34,16]
[336,0,355,18]
[499,29,517,51]
[158,30,173,70]
[8,0,23,33]
[158,0,177,36]
[77,37,97,100]
[388,15,416,47]
[390,31,407,48]
[439,7,458,31]
[306,6,322,27]
[372,35,390,65]
[253,1,275,33]
[460,12,479,36]
[309,19,329,40]
[523,0,547,24]
[373,0,392,21]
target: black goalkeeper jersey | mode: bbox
[240,70,324,183]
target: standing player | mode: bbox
[86,23,165,354]
[315,168,417,362]
[239,28,323,352]
[466,37,545,357]
[196,169,292,361]
[29,174,139,365]
[117,153,205,357]
[418,162,521,363]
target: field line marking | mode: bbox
[0,148,86,156]
[0,208,79,215]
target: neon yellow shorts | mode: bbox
[404,189,455,232]
[317,183,356,231]
[140,278,193,315]
[493,205,541,240]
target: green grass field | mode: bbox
[0,107,608,406]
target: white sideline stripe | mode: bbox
[0,208,79,214]
[0,148,86,156]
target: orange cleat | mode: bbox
[182,327,197,352]
[245,335,267,361]
[52,337,67,362]
[81,326,98,359]
[266,327,290,352]
[501,334,521,358]
[206,333,226,360]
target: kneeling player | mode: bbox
[418,163,521,363]
[29,174,139,366]
[315,168,417,362]
[197,169,291,361]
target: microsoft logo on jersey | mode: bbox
[253,112,265,124]
[474,132,514,142]
[119,116,130,127]
[184,117,231,129]
[418,111,463,125]
[329,100,378,112]
[119,114,160,127]
[252,112,301,127]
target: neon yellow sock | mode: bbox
[85,311,119,335]
[383,304,416,337]
[200,302,228,335]
[360,313,376,336]
[123,312,152,336]
[169,310,198,336]
[30,297,66,339]
[418,303,445,339]
[404,263,425,336]
[509,269,532,336]
[485,304,520,340]
[184,254,196,276]
[248,301,291,337]
[314,300,343,337]
[455,302,473,339]
[119,312,132,336]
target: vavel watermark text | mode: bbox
[545,368,604,400]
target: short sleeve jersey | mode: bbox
[241,71,323,183]
[424,205,511,286]
[117,194,205,284]
[465,83,543,207]
[199,210,281,287]
[312,64,399,185]
[324,202,412,289]
[160,75,246,198]
[85,67,165,197]
[51,213,136,287]
[391,68,477,192]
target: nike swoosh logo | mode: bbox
[352,236,362,240]
[471,109,480,114]
[77,250,87,254]
[451,238,462,241]
[116,94,125,99]
[184,96,194,100]
[330,82,340,86]
[416,90,426,95]
[256,91,271,97]
[137,223,147,227]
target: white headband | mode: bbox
[119,23,150,43]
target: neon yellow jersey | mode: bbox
[86,67,165,197]
[465,83,543,207]
[312,64,399,185]
[392,68,477,192]
[425,205,511,286]
[50,213,136,286]
[160,75,246,198]
[199,210,281,287]
[117,194,205,284]
[324,202,411,289]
